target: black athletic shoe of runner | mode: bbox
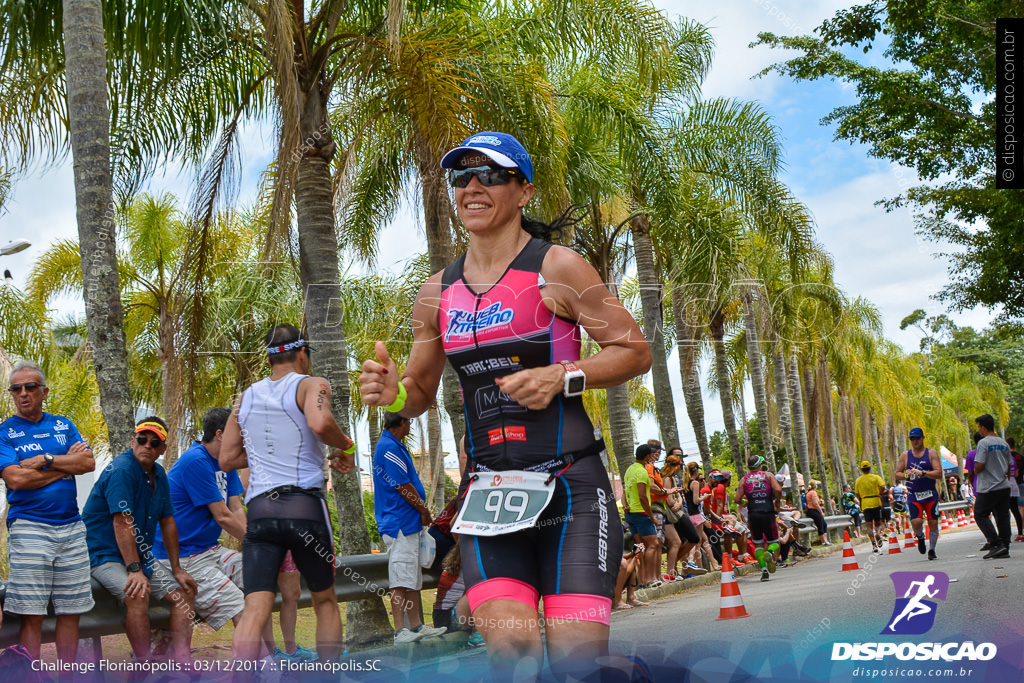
[917,536,926,554]
[980,543,991,551]
[927,549,937,561]
[983,545,1009,559]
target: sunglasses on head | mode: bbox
[8,382,42,393]
[449,166,522,188]
[135,434,166,448]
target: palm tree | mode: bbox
[61,0,134,449]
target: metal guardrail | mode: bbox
[817,499,970,541]
[0,553,440,649]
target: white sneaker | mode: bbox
[395,628,424,644]
[413,624,447,640]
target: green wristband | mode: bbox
[342,442,355,455]
[385,382,407,413]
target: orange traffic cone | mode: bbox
[715,553,750,620]
[887,523,902,554]
[840,529,860,572]
[970,509,975,525]
[903,523,916,549]
[958,509,968,528]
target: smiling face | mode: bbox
[9,367,48,421]
[453,152,534,235]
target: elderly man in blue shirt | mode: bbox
[0,360,96,661]
[82,416,197,662]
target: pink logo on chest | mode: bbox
[444,302,515,342]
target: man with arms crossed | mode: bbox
[0,361,95,660]
[895,427,942,560]
[220,324,355,663]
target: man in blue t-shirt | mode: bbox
[373,412,446,644]
[153,407,249,632]
[0,361,96,661]
[82,416,198,662]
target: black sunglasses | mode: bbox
[135,434,166,448]
[449,166,521,188]
[8,382,42,393]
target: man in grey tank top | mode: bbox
[220,324,356,664]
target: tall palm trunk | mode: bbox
[710,309,744,475]
[629,214,678,446]
[869,411,883,479]
[427,404,445,513]
[741,289,776,470]
[788,352,812,484]
[738,380,751,458]
[673,292,712,474]
[840,393,857,477]
[293,89,391,645]
[158,305,183,465]
[815,435,836,515]
[770,338,798,500]
[607,383,635,481]
[416,146,465,449]
[818,350,847,490]
[62,0,135,449]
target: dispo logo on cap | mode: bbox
[469,135,502,145]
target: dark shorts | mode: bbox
[746,511,779,545]
[242,492,335,595]
[625,512,657,538]
[892,500,907,514]
[460,456,622,601]
[863,507,883,523]
[881,506,892,521]
[909,498,938,522]
[673,514,700,544]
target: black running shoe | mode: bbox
[917,536,926,554]
[984,545,1009,559]
[927,549,937,561]
[761,568,770,582]
[980,543,991,551]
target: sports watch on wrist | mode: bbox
[559,361,586,397]
[126,561,142,573]
[43,453,55,467]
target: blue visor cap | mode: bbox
[908,427,924,439]
[440,132,534,183]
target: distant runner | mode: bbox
[896,427,943,560]
[734,455,781,582]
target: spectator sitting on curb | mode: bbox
[373,412,447,644]
[612,542,648,610]
[432,546,483,647]
[82,416,198,662]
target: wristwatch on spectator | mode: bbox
[126,561,142,573]
[43,453,54,468]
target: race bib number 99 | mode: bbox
[452,471,555,536]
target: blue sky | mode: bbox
[0,2,996,462]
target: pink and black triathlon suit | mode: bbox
[740,471,779,544]
[440,237,621,625]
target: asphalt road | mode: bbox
[351,523,1024,682]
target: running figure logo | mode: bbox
[881,571,950,635]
